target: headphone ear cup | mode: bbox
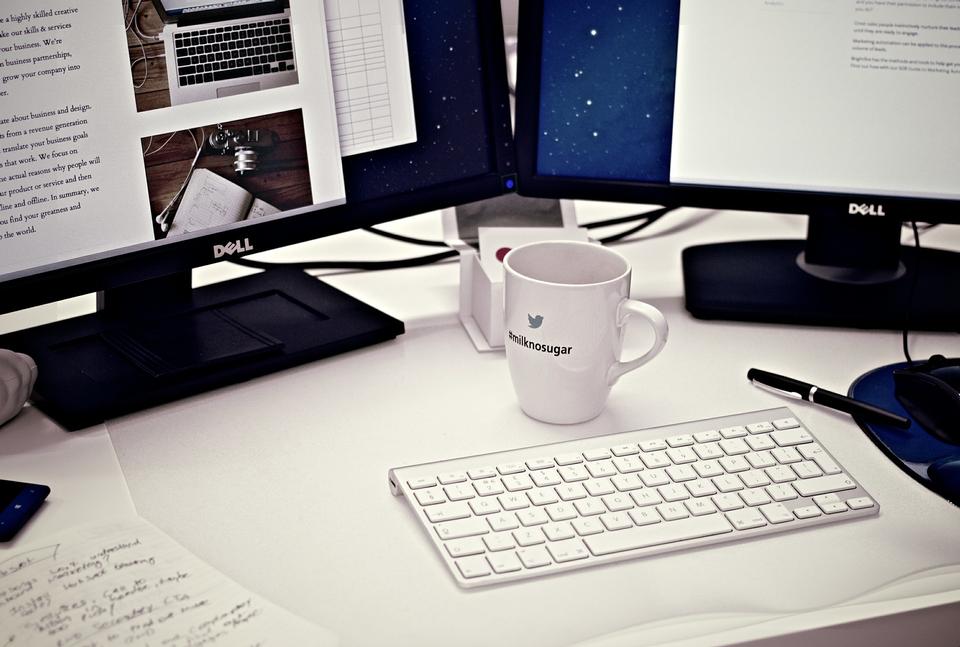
[894,369,960,445]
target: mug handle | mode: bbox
[607,299,669,385]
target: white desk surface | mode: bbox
[2,205,959,647]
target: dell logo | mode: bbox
[848,203,886,216]
[213,238,254,258]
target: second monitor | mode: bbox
[515,0,960,331]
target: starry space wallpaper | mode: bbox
[341,0,503,203]
[537,1,680,182]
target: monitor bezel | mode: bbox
[514,0,960,226]
[0,0,515,316]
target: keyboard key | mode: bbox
[584,479,616,497]
[487,513,519,532]
[628,507,661,526]
[554,453,583,466]
[693,430,721,443]
[542,522,575,542]
[530,469,562,488]
[558,465,590,482]
[718,438,750,455]
[556,483,588,501]
[545,503,578,522]
[573,499,605,516]
[640,470,670,487]
[685,498,718,516]
[656,502,689,521]
[665,465,697,482]
[517,508,550,527]
[456,556,491,579]
[502,473,534,492]
[513,528,545,546]
[546,539,590,563]
[773,417,800,430]
[611,443,639,456]
[586,460,618,478]
[771,447,802,464]
[611,474,644,491]
[486,551,522,574]
[526,457,555,470]
[424,502,471,523]
[847,496,875,510]
[794,474,857,497]
[483,532,516,552]
[793,505,822,520]
[473,479,504,496]
[409,478,438,491]
[572,517,604,536]
[443,483,475,503]
[726,507,767,530]
[759,502,794,524]
[468,467,497,480]
[666,434,694,447]
[583,449,611,461]
[739,488,772,507]
[517,546,552,568]
[640,452,671,469]
[746,422,774,434]
[719,426,748,438]
[414,488,444,506]
[600,512,633,531]
[771,428,813,447]
[498,493,529,511]
[527,489,559,506]
[745,451,776,469]
[602,493,634,512]
[639,439,667,452]
[612,456,644,473]
[469,499,500,516]
[585,515,732,556]
[712,493,744,512]
[445,537,485,558]
[435,518,488,540]
[497,462,525,475]
[792,461,824,479]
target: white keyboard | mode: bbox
[389,407,879,588]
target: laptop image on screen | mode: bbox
[153,0,299,106]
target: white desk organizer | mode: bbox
[441,200,585,352]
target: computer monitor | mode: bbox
[0,0,515,429]
[515,0,960,331]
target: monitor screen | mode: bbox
[519,0,960,219]
[0,0,514,428]
[515,0,960,331]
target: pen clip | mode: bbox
[751,379,803,400]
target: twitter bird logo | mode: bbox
[528,314,544,329]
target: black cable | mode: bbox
[230,249,457,272]
[902,221,922,364]
[585,206,676,231]
[362,206,678,248]
[596,209,671,244]
[362,226,450,248]
[234,206,677,272]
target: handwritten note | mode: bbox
[0,518,337,646]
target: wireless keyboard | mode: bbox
[389,407,878,588]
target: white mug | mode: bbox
[503,241,668,424]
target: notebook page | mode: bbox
[0,517,338,646]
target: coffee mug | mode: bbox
[503,240,668,424]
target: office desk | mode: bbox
[2,206,959,646]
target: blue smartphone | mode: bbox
[0,479,50,542]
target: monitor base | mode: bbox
[1,267,404,430]
[683,239,960,331]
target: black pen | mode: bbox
[747,368,911,429]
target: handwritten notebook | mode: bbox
[167,168,281,237]
[1,517,337,646]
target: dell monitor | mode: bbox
[515,0,960,331]
[0,0,515,429]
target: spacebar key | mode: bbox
[584,515,733,556]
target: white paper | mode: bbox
[0,517,338,646]
[325,0,417,155]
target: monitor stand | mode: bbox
[0,267,404,430]
[682,213,960,331]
